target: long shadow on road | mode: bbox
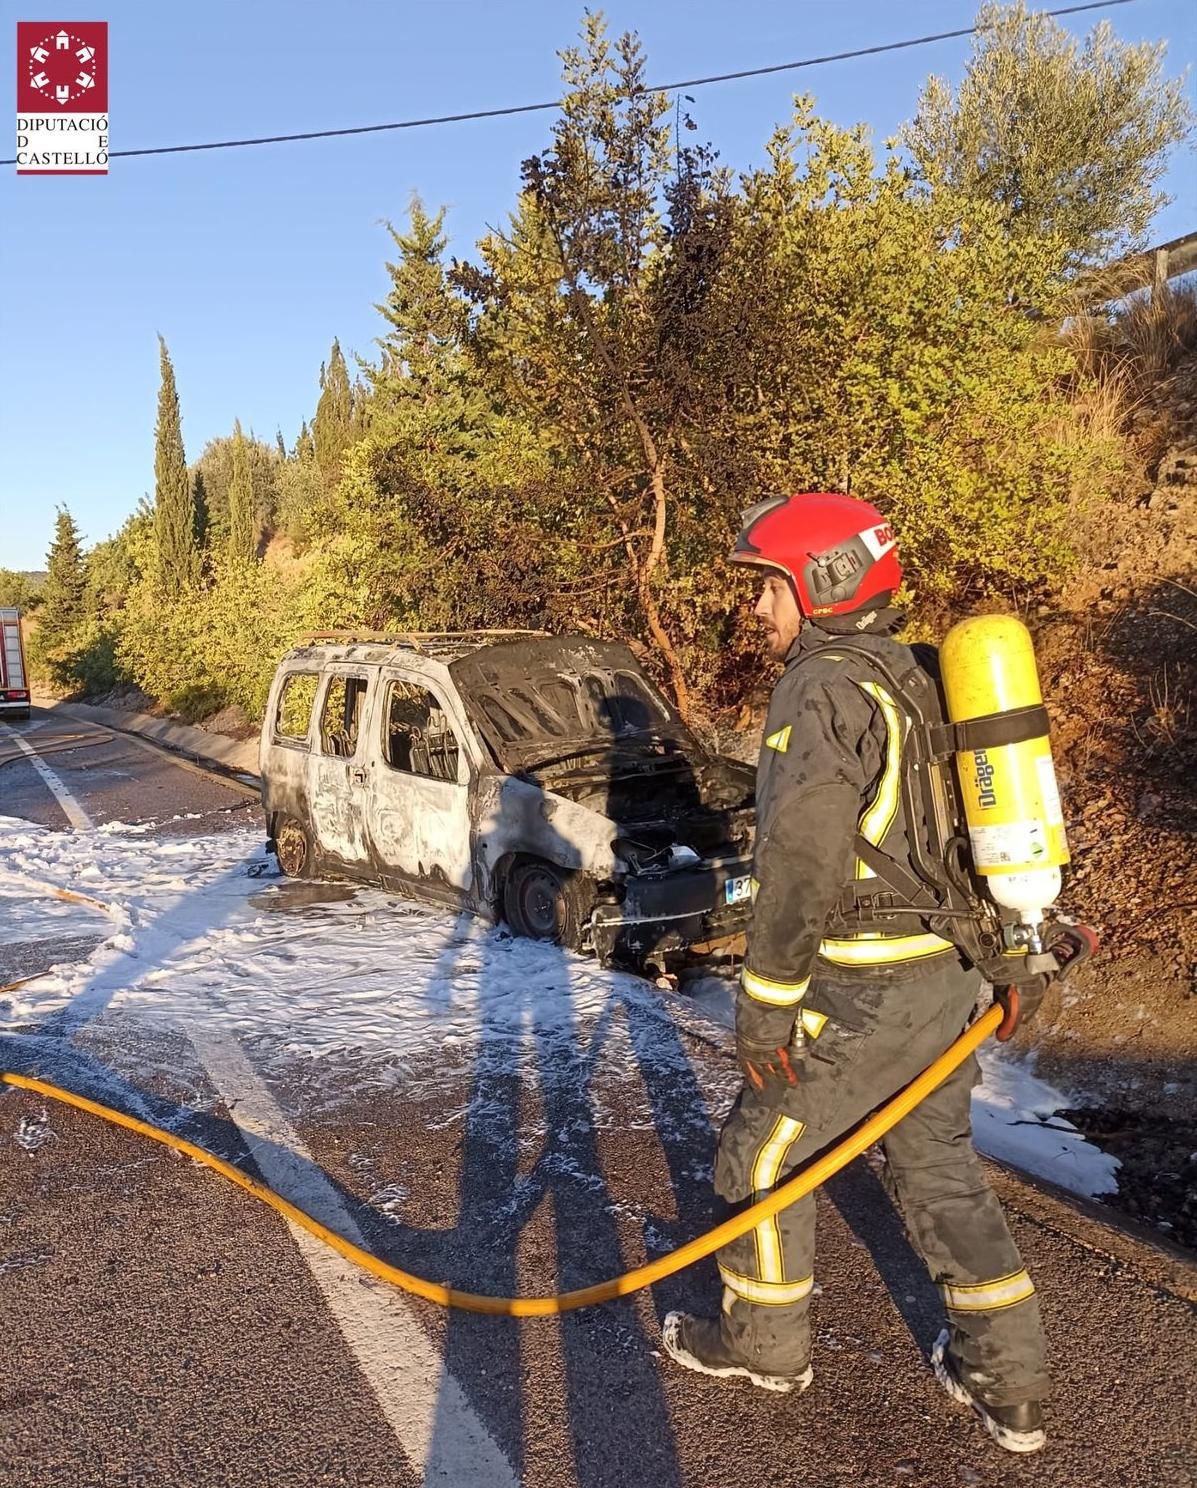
[427,920,700,1486]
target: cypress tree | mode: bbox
[227,419,256,563]
[193,470,210,553]
[153,336,199,596]
[371,201,455,399]
[39,507,87,648]
[312,339,354,477]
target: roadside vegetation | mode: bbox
[26,3,1193,726]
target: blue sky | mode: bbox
[2,0,1194,570]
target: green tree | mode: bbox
[365,200,495,465]
[226,419,256,563]
[0,570,41,609]
[153,336,200,596]
[274,451,325,545]
[193,470,210,552]
[85,505,152,616]
[311,194,557,626]
[193,430,279,544]
[65,13,1150,725]
[312,339,355,479]
[38,507,87,649]
[683,100,1120,624]
[458,17,704,714]
[904,1,1193,265]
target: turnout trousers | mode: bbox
[714,954,1049,1406]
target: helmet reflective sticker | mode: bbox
[860,523,896,561]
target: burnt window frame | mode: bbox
[380,677,467,786]
[315,671,371,760]
[272,670,321,749]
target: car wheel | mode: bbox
[275,815,314,878]
[503,860,590,948]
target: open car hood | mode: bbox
[448,635,697,773]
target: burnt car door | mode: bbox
[261,667,320,831]
[364,671,474,904]
[306,668,374,872]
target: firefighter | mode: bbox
[661,492,1050,1454]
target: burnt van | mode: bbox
[259,631,755,964]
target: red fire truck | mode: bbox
[0,609,31,719]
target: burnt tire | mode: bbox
[274,815,314,879]
[503,860,590,949]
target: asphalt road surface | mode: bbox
[2,704,1195,1488]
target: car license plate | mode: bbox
[724,875,752,906]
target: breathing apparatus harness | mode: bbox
[796,637,1097,1037]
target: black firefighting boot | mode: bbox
[661,1312,813,1394]
[931,1331,1046,1454]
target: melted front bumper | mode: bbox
[588,859,753,963]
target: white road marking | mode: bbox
[187,1025,518,1488]
[0,723,93,830]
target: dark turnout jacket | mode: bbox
[738,619,956,1051]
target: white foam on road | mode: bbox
[0,817,667,1095]
[0,814,1118,1203]
[971,1044,1120,1195]
[0,888,106,943]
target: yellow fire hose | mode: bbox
[0,1003,1002,1317]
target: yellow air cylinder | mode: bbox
[940,614,1069,924]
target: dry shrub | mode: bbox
[1063,277,1197,394]
[1120,281,1197,379]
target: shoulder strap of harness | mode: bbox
[790,637,1004,963]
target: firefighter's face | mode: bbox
[754,574,801,660]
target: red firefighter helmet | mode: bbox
[730,491,903,619]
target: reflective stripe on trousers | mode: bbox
[942,1269,1036,1313]
[712,957,1049,1399]
[746,1114,806,1288]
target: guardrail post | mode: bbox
[1153,247,1169,304]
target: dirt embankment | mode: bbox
[71,683,259,741]
[1024,351,1197,1244]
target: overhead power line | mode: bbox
[5,0,1137,166]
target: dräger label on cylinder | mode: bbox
[971,748,998,809]
[969,820,1049,869]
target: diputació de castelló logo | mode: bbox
[16,21,108,174]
